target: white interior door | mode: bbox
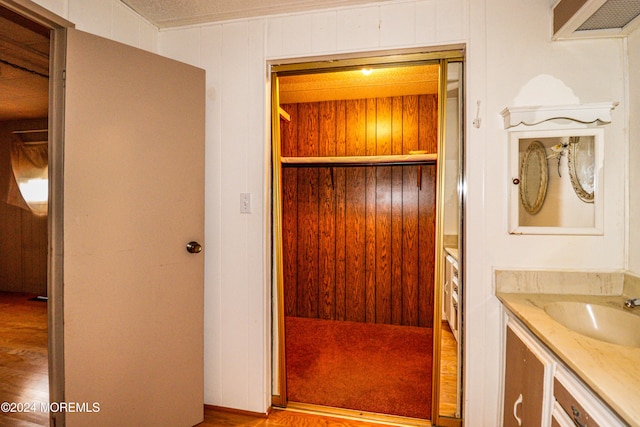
[61,28,204,427]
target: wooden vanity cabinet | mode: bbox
[553,364,625,427]
[503,321,554,427]
[503,315,627,427]
[443,254,459,341]
[551,401,576,427]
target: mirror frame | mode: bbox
[567,136,595,203]
[509,127,604,235]
[519,140,548,215]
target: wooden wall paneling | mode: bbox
[282,168,298,317]
[298,103,319,157]
[0,204,22,292]
[318,167,335,319]
[280,94,439,327]
[390,166,404,326]
[375,98,392,324]
[319,102,336,157]
[365,99,377,322]
[402,165,419,326]
[21,211,47,293]
[402,97,420,326]
[403,96,419,153]
[375,166,392,324]
[318,101,336,319]
[281,105,297,157]
[345,100,366,156]
[376,98,392,156]
[281,106,298,317]
[390,98,405,324]
[296,171,319,318]
[420,95,438,153]
[345,166,365,322]
[345,99,366,322]
[334,102,347,321]
[365,165,376,323]
[296,103,319,318]
[418,164,437,327]
[391,97,404,155]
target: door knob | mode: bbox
[186,241,202,254]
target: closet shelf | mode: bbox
[281,153,437,167]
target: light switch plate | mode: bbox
[240,193,251,214]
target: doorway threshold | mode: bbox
[284,401,432,427]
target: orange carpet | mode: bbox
[285,316,432,419]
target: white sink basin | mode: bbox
[544,301,640,348]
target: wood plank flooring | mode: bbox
[0,292,49,427]
[439,322,459,416]
[0,293,458,427]
[197,407,422,427]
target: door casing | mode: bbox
[269,50,464,426]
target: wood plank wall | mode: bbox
[0,120,48,295]
[281,95,438,327]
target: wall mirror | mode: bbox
[509,128,604,235]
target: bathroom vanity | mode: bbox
[443,248,460,341]
[496,270,640,427]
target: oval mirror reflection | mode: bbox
[568,136,595,203]
[519,140,548,215]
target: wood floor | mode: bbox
[197,407,424,427]
[0,292,49,427]
[439,322,459,416]
[0,292,458,427]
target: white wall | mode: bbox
[158,0,472,416]
[484,3,625,272]
[31,0,157,51]
[30,0,631,424]
[629,31,640,275]
[156,0,629,423]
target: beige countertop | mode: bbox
[497,291,640,426]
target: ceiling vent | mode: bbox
[553,0,640,40]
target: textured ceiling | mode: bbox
[121,0,385,28]
[279,64,440,104]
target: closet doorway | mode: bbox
[271,51,464,426]
[0,5,50,427]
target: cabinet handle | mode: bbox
[571,405,586,427]
[513,394,523,426]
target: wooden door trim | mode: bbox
[0,2,73,426]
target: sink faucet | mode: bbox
[624,298,640,309]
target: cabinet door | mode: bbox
[443,256,452,322]
[503,323,549,427]
[554,365,626,427]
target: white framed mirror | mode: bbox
[509,128,604,235]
